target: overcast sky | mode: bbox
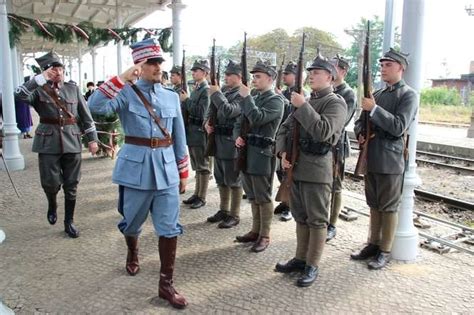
[60,0,474,86]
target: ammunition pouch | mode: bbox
[247,133,274,148]
[299,138,332,155]
[214,124,234,136]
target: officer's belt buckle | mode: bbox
[150,137,160,148]
[59,117,65,126]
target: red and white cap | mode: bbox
[130,38,165,64]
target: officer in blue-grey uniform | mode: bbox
[14,51,99,239]
[88,39,189,309]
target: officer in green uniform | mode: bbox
[180,60,211,209]
[274,53,346,287]
[351,48,417,269]
[14,52,98,238]
[234,60,284,252]
[170,65,183,94]
[326,54,357,241]
[205,60,244,228]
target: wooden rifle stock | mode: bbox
[276,34,305,202]
[236,32,249,171]
[354,21,372,177]
[206,39,217,157]
[275,54,286,91]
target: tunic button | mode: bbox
[60,109,63,111]
[153,149,156,151]
[60,115,63,118]
[61,127,64,130]
[154,128,157,131]
[153,109,156,112]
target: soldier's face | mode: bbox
[283,73,295,86]
[141,61,163,83]
[192,69,206,82]
[224,73,241,88]
[334,66,346,82]
[252,72,273,91]
[49,66,64,83]
[380,61,403,84]
[170,73,181,85]
[308,69,332,91]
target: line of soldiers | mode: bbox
[16,37,416,308]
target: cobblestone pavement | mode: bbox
[1,139,473,314]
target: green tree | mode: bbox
[344,15,400,88]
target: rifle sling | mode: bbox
[130,84,171,140]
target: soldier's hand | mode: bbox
[42,67,60,82]
[358,133,366,145]
[179,178,187,194]
[179,91,188,102]
[209,85,220,95]
[361,94,376,111]
[281,152,292,170]
[291,91,306,108]
[88,141,99,155]
[239,84,250,97]
[275,87,282,95]
[119,60,147,83]
[204,121,214,134]
[235,136,246,148]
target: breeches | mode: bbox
[38,153,81,200]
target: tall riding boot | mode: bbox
[191,173,208,209]
[218,187,242,228]
[183,175,200,205]
[251,202,273,252]
[368,212,398,270]
[64,199,79,238]
[327,192,342,241]
[297,227,326,287]
[46,192,58,225]
[158,236,188,309]
[125,235,140,275]
[235,201,260,242]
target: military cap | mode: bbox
[170,65,182,74]
[306,52,337,78]
[379,47,409,69]
[130,38,165,64]
[224,60,242,75]
[35,52,64,71]
[191,59,210,72]
[250,59,277,79]
[283,61,298,75]
[332,54,350,70]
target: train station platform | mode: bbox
[0,139,472,314]
[348,121,474,158]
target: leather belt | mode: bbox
[40,117,77,125]
[125,136,173,148]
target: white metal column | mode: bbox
[78,46,83,89]
[10,46,19,88]
[116,5,123,74]
[0,0,25,172]
[169,0,186,65]
[391,0,426,261]
[91,47,97,83]
[382,0,397,55]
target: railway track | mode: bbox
[345,170,474,211]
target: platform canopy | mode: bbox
[9,0,171,56]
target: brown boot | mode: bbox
[125,235,139,276]
[235,231,259,243]
[158,236,188,309]
[251,236,270,252]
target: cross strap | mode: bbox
[42,84,75,118]
[130,84,171,140]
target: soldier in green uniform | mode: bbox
[274,53,346,287]
[14,52,98,238]
[180,60,211,209]
[170,65,183,94]
[351,48,417,269]
[234,60,284,252]
[205,60,244,228]
[326,54,357,241]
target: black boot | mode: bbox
[46,193,58,225]
[326,224,337,242]
[207,210,228,223]
[275,258,306,273]
[296,265,319,287]
[158,237,188,309]
[182,195,198,205]
[350,243,379,260]
[368,251,391,270]
[190,197,206,209]
[64,199,79,238]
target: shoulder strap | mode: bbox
[130,84,171,139]
[42,84,75,118]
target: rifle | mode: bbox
[181,49,189,126]
[206,39,217,157]
[275,54,286,91]
[354,21,372,176]
[0,149,21,198]
[275,34,305,202]
[217,57,221,86]
[236,32,250,171]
